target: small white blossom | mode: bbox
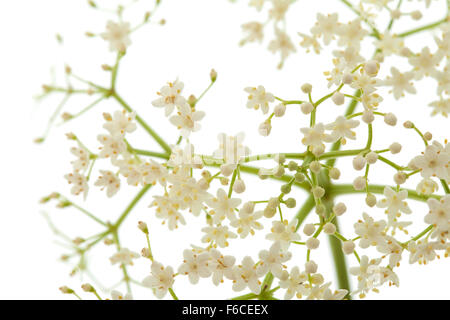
[178,249,211,284]
[110,248,139,266]
[101,21,131,52]
[152,80,186,116]
[257,242,291,277]
[231,256,261,294]
[201,225,237,248]
[266,219,300,250]
[244,85,275,114]
[142,261,175,299]
[206,188,241,223]
[230,202,264,237]
[94,170,121,197]
[354,213,387,248]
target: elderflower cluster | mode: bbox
[39,0,450,301]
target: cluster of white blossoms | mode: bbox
[40,0,450,301]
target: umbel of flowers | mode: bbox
[38,0,450,300]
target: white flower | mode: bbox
[111,290,132,300]
[350,71,378,94]
[269,0,290,22]
[410,142,450,180]
[94,170,121,197]
[231,256,261,294]
[374,32,403,56]
[408,240,446,264]
[168,168,212,216]
[201,225,237,248]
[298,32,322,54]
[178,249,211,284]
[213,132,250,165]
[361,92,383,110]
[322,284,348,300]
[333,46,364,69]
[325,116,359,143]
[244,85,275,114]
[142,261,175,299]
[230,202,264,238]
[257,242,291,277]
[383,67,416,99]
[103,110,136,137]
[416,178,439,195]
[425,195,450,236]
[429,97,450,117]
[408,47,440,80]
[206,188,241,224]
[376,236,403,268]
[240,22,264,45]
[169,103,205,137]
[152,80,186,117]
[337,19,368,48]
[431,65,450,95]
[64,171,89,199]
[268,28,296,68]
[300,123,334,155]
[208,249,236,285]
[354,213,387,248]
[140,160,169,186]
[70,147,90,172]
[151,194,185,230]
[266,219,300,250]
[110,248,139,266]
[97,134,127,160]
[349,255,382,298]
[278,267,309,299]
[101,21,131,52]
[311,13,340,45]
[376,187,412,224]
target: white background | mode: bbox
[0,0,449,299]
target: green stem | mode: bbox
[114,184,152,228]
[168,288,179,300]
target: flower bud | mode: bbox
[305,260,318,274]
[365,151,378,164]
[306,237,320,250]
[303,224,315,236]
[384,113,397,126]
[210,69,217,82]
[309,161,321,173]
[233,179,246,193]
[81,283,95,292]
[390,9,401,19]
[59,286,74,294]
[294,172,305,183]
[365,193,377,207]
[424,132,432,141]
[342,73,354,85]
[342,241,355,255]
[264,206,277,218]
[301,83,312,94]
[329,167,341,180]
[323,222,336,235]
[389,142,402,154]
[281,183,292,194]
[285,198,296,208]
[273,165,285,178]
[220,164,235,177]
[312,186,325,198]
[333,202,347,216]
[267,197,280,209]
[301,102,314,114]
[287,161,298,171]
[138,221,148,234]
[411,11,422,20]
[274,104,286,117]
[332,92,345,105]
[353,176,366,191]
[364,60,380,77]
[315,204,326,215]
[362,109,374,124]
[353,155,366,171]
[394,172,407,185]
[403,120,414,129]
[259,120,272,136]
